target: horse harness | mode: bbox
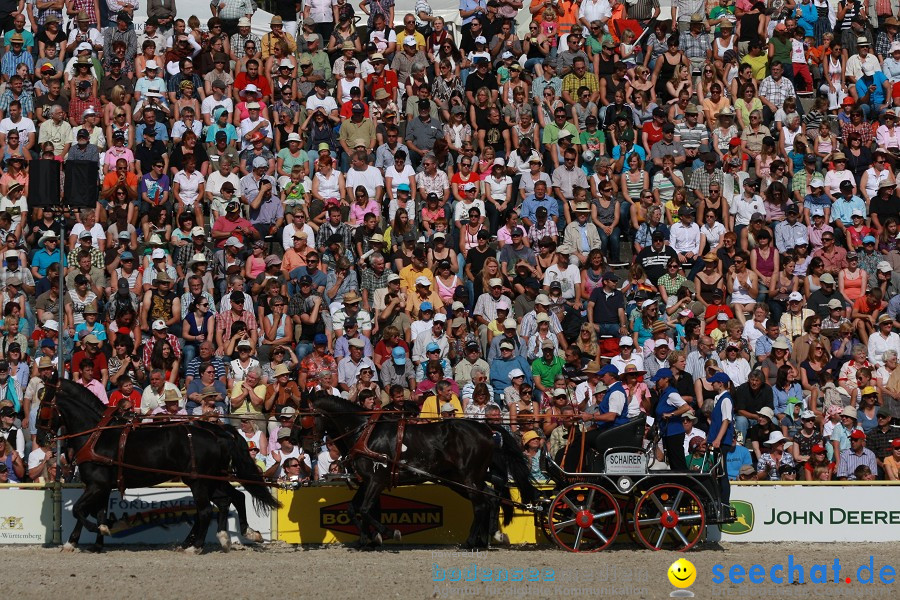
[345,411,409,489]
[69,405,204,496]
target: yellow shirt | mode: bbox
[399,264,436,294]
[229,382,267,414]
[419,394,463,420]
[396,30,426,50]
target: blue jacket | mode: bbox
[490,356,533,399]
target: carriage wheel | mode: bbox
[547,483,620,552]
[632,484,706,551]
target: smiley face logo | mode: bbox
[668,558,697,589]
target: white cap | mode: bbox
[434,313,447,323]
[641,299,658,309]
[619,336,634,346]
[475,36,487,44]
[788,291,803,302]
[878,261,893,273]
[190,226,205,237]
[238,17,251,27]
[488,278,503,287]
[403,37,417,46]
[287,132,302,143]
[716,312,730,321]
[43,319,59,331]
[501,50,513,59]
[145,59,159,70]
[151,248,165,259]
[415,276,432,286]
[76,42,92,53]
[508,368,525,379]
[151,319,167,330]
[654,339,670,349]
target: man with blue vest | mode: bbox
[651,368,692,471]
[561,364,632,470]
[579,364,630,436]
[708,371,736,503]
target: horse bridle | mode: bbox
[35,380,61,439]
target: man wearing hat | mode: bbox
[412,312,450,365]
[773,202,808,253]
[406,100,444,168]
[635,228,679,286]
[379,346,416,401]
[587,272,627,337]
[559,365,630,467]
[562,201,601,265]
[836,429,878,479]
[649,367,693,469]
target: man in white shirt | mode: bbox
[140,369,183,414]
[0,100,35,151]
[729,179,765,232]
[669,205,702,275]
[238,102,272,150]
[542,245,582,307]
[306,80,339,122]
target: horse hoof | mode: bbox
[392,529,402,542]
[86,544,104,554]
[243,528,263,543]
[217,531,231,552]
[493,531,510,545]
[373,533,383,546]
[98,525,110,537]
[61,543,76,553]
[184,546,201,555]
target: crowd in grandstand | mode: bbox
[0,0,899,491]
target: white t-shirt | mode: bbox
[239,117,272,150]
[306,95,338,114]
[453,199,486,223]
[543,264,581,300]
[345,166,384,199]
[173,170,206,205]
[486,175,512,202]
[684,428,707,454]
[385,163,415,201]
[27,447,47,471]
[0,116,35,138]
[69,222,106,246]
[201,95,234,117]
[281,222,316,250]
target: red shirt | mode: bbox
[704,304,734,335]
[373,339,411,368]
[211,214,254,248]
[339,100,370,119]
[71,350,108,376]
[109,389,142,409]
[641,122,663,150]
[366,70,399,101]
[234,73,272,99]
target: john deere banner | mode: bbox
[61,487,272,545]
[718,484,900,542]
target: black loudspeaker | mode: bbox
[63,160,100,208]
[28,159,62,207]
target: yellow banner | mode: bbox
[275,484,547,545]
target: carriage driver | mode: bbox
[563,365,632,465]
[707,371,735,505]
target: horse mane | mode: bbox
[311,391,365,416]
[58,378,107,420]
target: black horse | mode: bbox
[311,392,539,548]
[38,378,280,552]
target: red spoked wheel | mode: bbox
[632,483,706,551]
[547,483,620,552]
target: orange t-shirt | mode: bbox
[102,171,139,191]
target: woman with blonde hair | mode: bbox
[575,322,600,362]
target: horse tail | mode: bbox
[488,424,539,523]
[225,428,281,513]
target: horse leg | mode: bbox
[89,491,113,553]
[211,485,232,552]
[348,484,371,546]
[356,478,388,547]
[466,490,491,549]
[64,484,105,551]
[187,482,214,553]
[223,483,262,543]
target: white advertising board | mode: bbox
[61,486,272,545]
[716,485,900,542]
[0,488,55,544]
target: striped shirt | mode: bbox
[627,0,661,21]
[836,447,877,479]
[675,122,708,150]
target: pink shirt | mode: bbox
[349,199,381,225]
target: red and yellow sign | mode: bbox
[276,484,548,545]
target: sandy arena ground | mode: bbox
[4,541,898,599]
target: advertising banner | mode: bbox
[61,486,272,545]
[0,488,54,544]
[276,484,543,545]
[718,484,900,542]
